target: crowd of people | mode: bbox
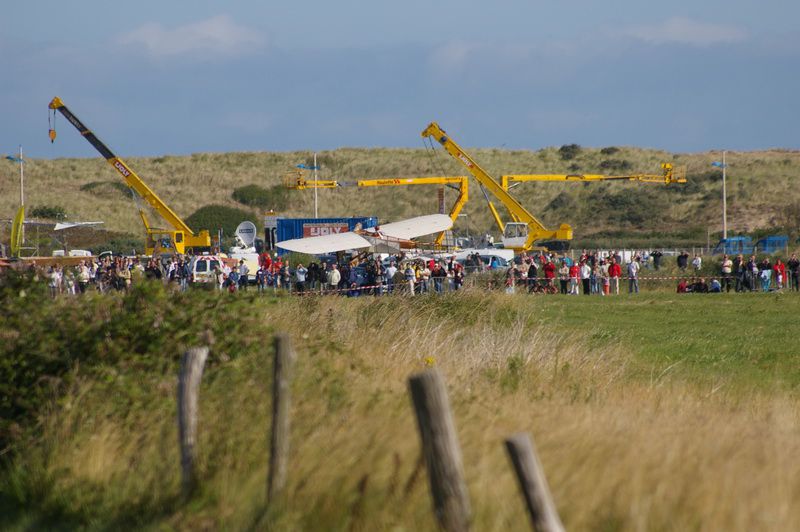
[242,251,467,296]
[682,253,800,293]
[501,250,638,295]
[21,248,800,298]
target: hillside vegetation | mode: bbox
[2,145,800,251]
[2,275,800,530]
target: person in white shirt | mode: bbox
[580,260,592,295]
[385,261,398,293]
[627,259,640,294]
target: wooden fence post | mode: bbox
[177,346,209,497]
[268,333,294,505]
[408,369,471,532]
[504,433,565,532]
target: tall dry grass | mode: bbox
[7,291,800,530]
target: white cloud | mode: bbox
[428,41,478,74]
[118,15,265,58]
[625,17,747,46]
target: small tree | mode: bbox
[558,144,581,161]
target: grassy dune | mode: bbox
[2,282,799,530]
[2,144,800,251]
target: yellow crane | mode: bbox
[421,122,572,252]
[500,163,686,190]
[285,174,468,247]
[48,97,211,256]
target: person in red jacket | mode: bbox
[568,262,580,294]
[608,257,622,295]
[773,259,786,290]
[543,258,556,291]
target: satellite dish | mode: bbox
[235,221,257,247]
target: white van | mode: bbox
[189,255,222,284]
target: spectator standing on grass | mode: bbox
[47,266,60,298]
[118,262,131,291]
[404,263,416,295]
[543,258,556,291]
[453,262,464,290]
[733,254,744,292]
[590,263,600,294]
[788,253,800,291]
[432,262,447,294]
[692,254,702,273]
[747,255,759,292]
[569,261,580,295]
[294,263,307,293]
[773,259,786,290]
[580,260,591,295]
[386,261,397,293]
[77,261,90,294]
[307,262,319,291]
[238,260,250,291]
[558,261,569,294]
[608,257,622,295]
[721,254,733,293]
[255,264,267,292]
[627,258,640,294]
[760,258,772,292]
[327,263,341,293]
[652,249,663,270]
[677,251,689,271]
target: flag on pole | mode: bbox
[5,155,23,163]
[296,163,320,170]
[711,161,727,168]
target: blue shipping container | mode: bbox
[756,235,788,254]
[274,217,378,255]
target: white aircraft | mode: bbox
[277,214,453,255]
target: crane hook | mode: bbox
[48,109,57,143]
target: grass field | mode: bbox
[2,281,799,531]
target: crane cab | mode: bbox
[501,222,529,250]
[147,230,185,256]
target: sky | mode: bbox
[2,0,799,159]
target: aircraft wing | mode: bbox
[277,232,372,255]
[54,221,104,231]
[366,214,453,240]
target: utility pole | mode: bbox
[313,152,318,219]
[18,145,24,243]
[722,150,727,239]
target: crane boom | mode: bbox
[421,122,571,251]
[48,97,210,255]
[501,163,686,190]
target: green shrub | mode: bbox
[599,159,633,173]
[79,181,131,199]
[30,205,67,221]
[232,184,289,210]
[185,204,258,236]
[546,191,577,212]
[600,147,620,155]
[558,144,582,161]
